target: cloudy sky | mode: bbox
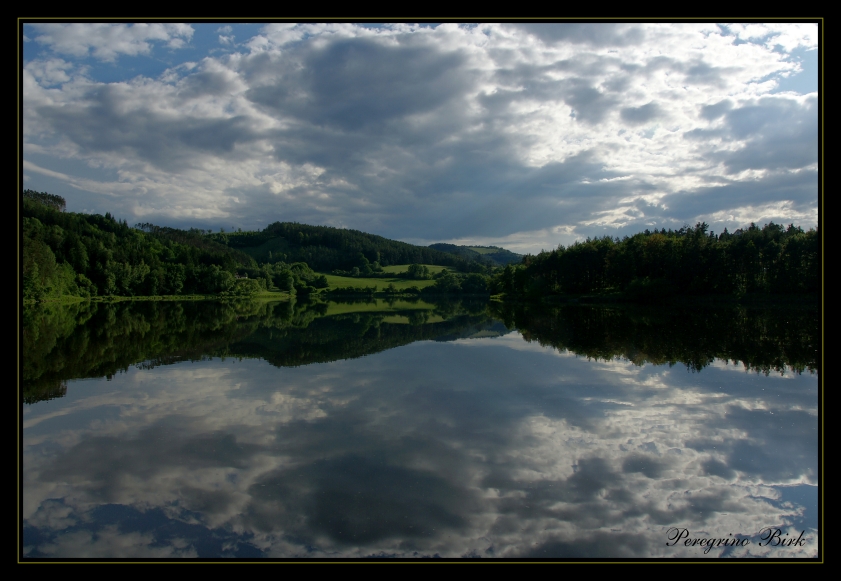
[24,330,817,558]
[22,21,819,253]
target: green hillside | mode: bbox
[428,243,522,267]
[21,190,492,302]
[214,222,490,274]
[23,190,258,301]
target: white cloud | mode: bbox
[24,57,74,86]
[726,23,818,52]
[30,23,194,61]
[22,22,818,249]
[23,338,818,558]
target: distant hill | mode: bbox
[216,222,490,273]
[23,188,497,302]
[428,243,523,267]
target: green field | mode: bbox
[466,247,499,255]
[323,272,437,292]
[317,264,462,294]
[323,299,438,317]
[380,264,451,275]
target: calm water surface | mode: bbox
[21,299,820,559]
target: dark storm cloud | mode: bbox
[683,127,727,141]
[684,60,736,88]
[725,95,815,139]
[246,455,473,544]
[36,84,259,171]
[563,80,618,124]
[23,23,818,249]
[702,459,737,481]
[602,74,632,93]
[718,96,817,174]
[246,36,474,132]
[477,87,526,115]
[622,453,672,478]
[243,44,633,240]
[177,70,237,99]
[621,102,664,126]
[369,152,634,241]
[659,169,816,219]
[245,54,531,222]
[700,99,734,121]
[638,55,677,74]
[234,36,576,240]
[483,59,625,124]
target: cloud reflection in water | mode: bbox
[23,331,817,558]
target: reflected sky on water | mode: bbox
[22,302,819,559]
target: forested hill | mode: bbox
[23,191,258,301]
[428,243,522,267]
[212,222,489,273]
[22,190,492,301]
[493,222,820,299]
[22,188,819,303]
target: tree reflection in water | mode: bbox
[22,299,819,559]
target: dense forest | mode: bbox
[428,243,522,267]
[213,222,490,274]
[22,189,820,303]
[22,191,424,301]
[491,222,820,300]
[23,190,258,300]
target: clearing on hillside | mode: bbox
[380,264,451,275]
[322,273,436,292]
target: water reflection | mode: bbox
[22,299,819,559]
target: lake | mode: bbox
[21,298,820,559]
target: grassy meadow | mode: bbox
[380,264,451,275]
[322,265,446,292]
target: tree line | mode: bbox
[489,302,819,375]
[429,243,522,267]
[492,222,819,299]
[216,221,491,274]
[22,298,497,403]
[22,189,818,303]
[23,191,330,301]
[23,297,818,404]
